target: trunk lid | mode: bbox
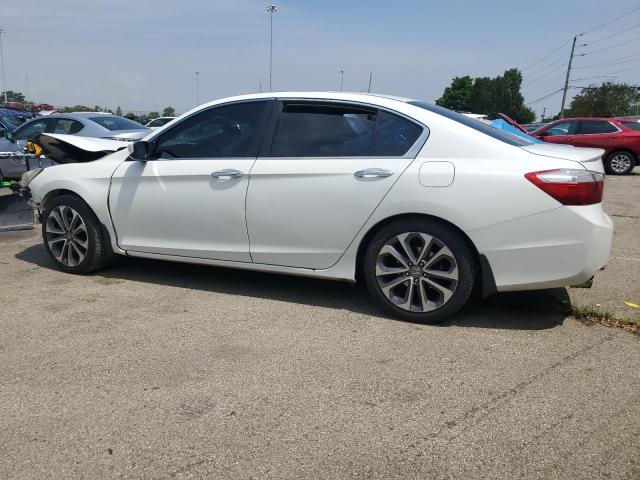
[522,143,605,173]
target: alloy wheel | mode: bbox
[375,232,459,312]
[610,154,632,174]
[45,206,89,267]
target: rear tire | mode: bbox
[604,150,635,175]
[363,218,477,323]
[41,194,109,274]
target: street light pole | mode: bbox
[0,28,7,105]
[195,71,199,106]
[340,70,344,91]
[267,5,277,91]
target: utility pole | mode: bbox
[541,107,546,121]
[339,70,344,91]
[26,73,30,103]
[560,35,577,119]
[195,71,199,106]
[0,27,7,105]
[368,72,373,93]
[267,5,277,91]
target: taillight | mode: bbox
[525,169,604,206]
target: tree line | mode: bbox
[436,69,640,121]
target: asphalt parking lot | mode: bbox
[0,173,639,479]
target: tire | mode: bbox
[363,218,477,323]
[41,194,109,274]
[604,150,635,175]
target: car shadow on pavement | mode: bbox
[16,244,570,331]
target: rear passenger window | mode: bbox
[270,103,422,157]
[371,111,423,156]
[580,120,618,134]
[52,119,83,135]
[270,103,376,157]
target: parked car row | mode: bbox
[0,112,151,180]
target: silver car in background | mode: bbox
[0,112,149,180]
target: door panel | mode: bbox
[246,157,411,269]
[110,158,254,261]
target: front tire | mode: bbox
[604,151,635,175]
[363,219,477,323]
[41,194,109,274]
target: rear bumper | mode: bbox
[469,205,613,292]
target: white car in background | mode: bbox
[20,92,612,323]
[145,116,176,129]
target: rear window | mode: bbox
[89,116,145,131]
[621,121,640,132]
[407,101,534,147]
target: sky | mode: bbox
[2,0,640,119]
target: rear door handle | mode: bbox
[354,168,394,179]
[211,169,243,180]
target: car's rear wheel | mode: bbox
[42,194,109,274]
[363,218,476,323]
[604,151,635,175]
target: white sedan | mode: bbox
[20,92,613,323]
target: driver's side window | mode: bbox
[154,101,267,159]
[547,120,578,137]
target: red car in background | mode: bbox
[532,117,640,175]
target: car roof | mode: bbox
[56,112,114,118]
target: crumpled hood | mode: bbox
[32,133,129,164]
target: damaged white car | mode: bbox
[19,92,613,323]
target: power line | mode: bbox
[522,62,568,89]
[522,39,572,72]
[579,4,640,36]
[572,63,640,82]
[581,21,640,46]
[525,88,565,106]
[573,52,640,69]
[524,55,569,79]
[580,35,640,55]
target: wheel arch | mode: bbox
[354,213,496,298]
[606,148,637,165]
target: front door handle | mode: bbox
[211,169,243,180]
[354,168,394,179]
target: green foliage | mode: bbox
[1,90,26,103]
[436,76,473,111]
[115,106,123,116]
[565,83,640,117]
[58,105,93,113]
[162,106,176,117]
[437,69,535,123]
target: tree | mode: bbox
[163,106,176,117]
[437,69,535,123]
[436,76,473,111]
[565,82,640,117]
[1,90,26,103]
[147,111,160,119]
[115,106,123,116]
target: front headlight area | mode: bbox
[20,168,44,188]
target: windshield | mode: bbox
[407,101,534,147]
[1,114,25,130]
[89,116,146,131]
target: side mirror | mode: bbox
[127,140,150,161]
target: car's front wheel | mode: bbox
[604,151,635,175]
[42,194,109,274]
[363,218,477,323]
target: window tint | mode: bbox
[154,101,266,158]
[271,103,377,157]
[621,121,640,131]
[371,110,423,156]
[407,101,533,146]
[52,119,84,134]
[547,120,578,136]
[580,120,618,134]
[14,119,50,140]
[89,115,145,131]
